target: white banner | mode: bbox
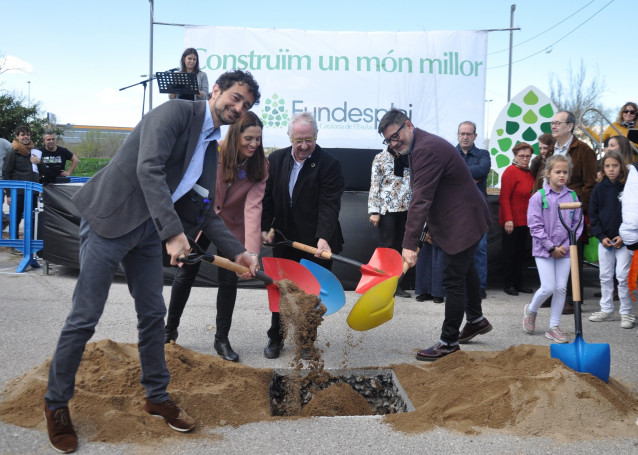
[185,26,487,149]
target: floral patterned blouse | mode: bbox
[368,148,411,215]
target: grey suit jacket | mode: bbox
[72,100,244,259]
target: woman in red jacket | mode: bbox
[500,142,535,296]
[165,112,268,362]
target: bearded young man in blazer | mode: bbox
[43,70,260,453]
[379,109,493,362]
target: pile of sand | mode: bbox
[1,340,637,446]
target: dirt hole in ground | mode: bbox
[269,369,413,417]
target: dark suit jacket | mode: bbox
[404,128,491,255]
[72,100,244,259]
[261,145,345,253]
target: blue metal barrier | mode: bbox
[0,181,44,272]
[69,177,90,183]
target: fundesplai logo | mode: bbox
[260,94,290,128]
[261,93,412,130]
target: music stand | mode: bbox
[156,71,199,98]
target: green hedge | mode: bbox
[72,158,110,177]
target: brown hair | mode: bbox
[219,111,267,183]
[180,48,201,73]
[543,154,573,183]
[616,101,638,124]
[599,150,627,184]
[537,133,556,155]
[512,142,533,156]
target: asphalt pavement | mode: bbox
[1,249,637,454]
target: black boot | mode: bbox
[264,339,283,359]
[214,337,239,362]
[164,327,178,344]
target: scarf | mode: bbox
[11,139,35,157]
[621,120,635,128]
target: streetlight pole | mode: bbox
[27,81,31,105]
[149,0,154,112]
[507,4,516,101]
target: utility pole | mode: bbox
[508,4,516,101]
[149,0,154,111]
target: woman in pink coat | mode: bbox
[165,111,268,362]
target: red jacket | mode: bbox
[499,164,534,227]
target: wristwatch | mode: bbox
[548,246,556,253]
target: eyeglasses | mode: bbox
[291,137,316,145]
[382,121,407,145]
[516,154,532,159]
[623,110,636,115]
[550,121,572,127]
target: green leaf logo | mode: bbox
[260,94,290,128]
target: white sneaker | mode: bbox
[620,314,635,329]
[588,311,613,322]
[545,326,569,343]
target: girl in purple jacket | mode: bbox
[523,155,583,343]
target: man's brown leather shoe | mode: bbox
[415,342,460,361]
[458,318,493,344]
[44,401,77,453]
[145,399,195,432]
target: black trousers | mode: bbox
[377,211,407,252]
[267,245,332,342]
[502,226,530,289]
[165,235,238,340]
[440,240,483,344]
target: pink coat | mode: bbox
[214,161,268,254]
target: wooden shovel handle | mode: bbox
[291,241,333,259]
[559,202,582,210]
[569,244,581,301]
[207,255,273,285]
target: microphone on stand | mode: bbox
[168,67,180,72]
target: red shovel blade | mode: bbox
[262,257,321,312]
[355,247,403,294]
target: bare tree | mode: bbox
[549,59,609,127]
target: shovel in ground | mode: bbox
[346,225,428,331]
[178,237,321,313]
[550,202,611,383]
[267,229,403,294]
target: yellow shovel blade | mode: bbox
[347,276,398,331]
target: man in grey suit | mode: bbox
[378,109,493,362]
[43,70,260,453]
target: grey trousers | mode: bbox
[45,218,170,408]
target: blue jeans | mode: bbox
[45,218,170,408]
[473,233,487,290]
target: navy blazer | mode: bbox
[261,145,345,253]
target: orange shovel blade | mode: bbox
[262,257,321,312]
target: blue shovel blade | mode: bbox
[300,259,346,316]
[550,334,611,383]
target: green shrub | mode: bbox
[73,158,110,177]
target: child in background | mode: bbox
[588,151,634,328]
[523,155,583,343]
